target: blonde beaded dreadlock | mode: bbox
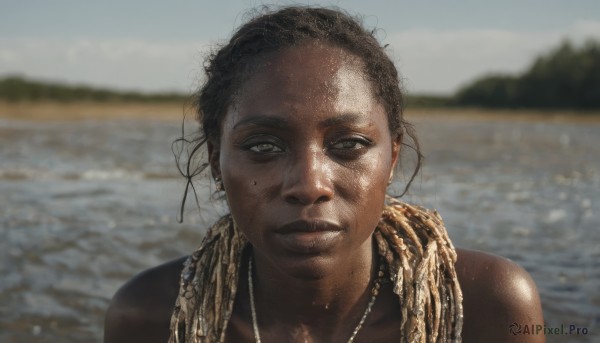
[168,198,463,342]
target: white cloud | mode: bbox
[387,20,600,94]
[571,19,600,37]
[0,38,210,93]
[1,20,599,94]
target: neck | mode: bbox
[248,236,376,337]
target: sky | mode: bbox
[2,0,600,95]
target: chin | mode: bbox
[275,254,336,280]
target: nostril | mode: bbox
[315,195,329,204]
[285,195,301,205]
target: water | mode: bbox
[0,114,598,342]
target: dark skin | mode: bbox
[104,250,544,343]
[105,44,545,342]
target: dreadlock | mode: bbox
[169,199,463,342]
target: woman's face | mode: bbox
[211,43,399,279]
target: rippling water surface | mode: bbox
[1,114,598,342]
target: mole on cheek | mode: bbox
[252,180,257,186]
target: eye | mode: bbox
[330,138,371,150]
[328,137,373,159]
[331,140,364,150]
[249,142,283,153]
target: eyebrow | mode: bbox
[232,116,290,130]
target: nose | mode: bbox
[281,149,334,205]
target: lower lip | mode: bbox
[275,231,343,254]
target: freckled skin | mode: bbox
[104,42,545,343]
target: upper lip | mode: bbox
[275,219,343,234]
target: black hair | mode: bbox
[174,6,422,221]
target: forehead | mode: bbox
[233,43,377,116]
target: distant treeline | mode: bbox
[0,76,187,103]
[0,75,454,107]
[452,39,600,109]
[2,39,599,109]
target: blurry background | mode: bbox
[1,0,599,342]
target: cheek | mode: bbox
[338,148,393,219]
[353,145,393,189]
[219,151,281,230]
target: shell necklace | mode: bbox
[248,256,384,343]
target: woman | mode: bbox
[104,6,544,343]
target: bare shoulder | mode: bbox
[456,248,545,343]
[104,256,187,343]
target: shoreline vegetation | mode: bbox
[1,101,598,123]
[1,38,598,121]
[0,101,189,121]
